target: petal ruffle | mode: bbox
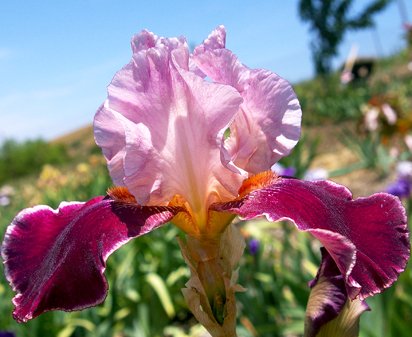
[193,26,302,174]
[211,176,410,299]
[94,30,243,217]
[94,103,127,186]
[1,195,182,322]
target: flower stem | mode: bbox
[178,224,245,337]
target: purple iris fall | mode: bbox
[248,238,260,255]
[0,332,15,337]
[387,178,411,199]
[1,26,409,335]
[386,161,412,199]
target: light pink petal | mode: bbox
[200,25,226,50]
[95,30,243,217]
[189,25,226,77]
[94,104,127,185]
[1,196,182,323]
[193,28,301,174]
[212,177,409,299]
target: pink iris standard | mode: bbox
[1,26,409,337]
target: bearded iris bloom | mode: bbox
[1,27,409,336]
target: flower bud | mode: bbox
[304,248,369,337]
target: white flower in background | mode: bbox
[0,185,15,196]
[0,195,10,207]
[396,161,412,180]
[381,103,397,125]
[304,168,329,181]
[405,135,412,152]
[0,185,15,207]
[363,107,379,131]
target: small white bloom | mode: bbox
[0,195,10,207]
[364,107,379,131]
[381,103,397,125]
[396,161,412,179]
[405,135,412,152]
[0,185,15,196]
[304,168,329,181]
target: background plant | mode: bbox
[298,0,391,75]
[0,139,69,185]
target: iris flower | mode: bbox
[386,161,412,199]
[1,27,409,336]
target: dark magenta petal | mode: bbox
[1,196,182,322]
[212,177,410,299]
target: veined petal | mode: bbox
[94,30,243,224]
[212,176,410,299]
[1,193,182,323]
[193,27,301,174]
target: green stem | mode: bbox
[178,224,245,337]
[328,162,367,178]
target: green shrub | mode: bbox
[294,75,369,125]
[0,139,70,185]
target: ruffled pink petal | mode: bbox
[193,27,302,174]
[1,196,182,323]
[95,30,243,214]
[212,177,409,299]
[94,104,127,186]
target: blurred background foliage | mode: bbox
[298,0,392,75]
[1,18,412,337]
[0,139,69,186]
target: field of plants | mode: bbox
[1,48,411,337]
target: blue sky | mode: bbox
[0,0,410,142]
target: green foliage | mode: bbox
[0,139,69,185]
[298,0,391,75]
[340,130,394,177]
[294,75,370,123]
[238,221,318,336]
[279,134,319,179]
[294,49,412,125]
